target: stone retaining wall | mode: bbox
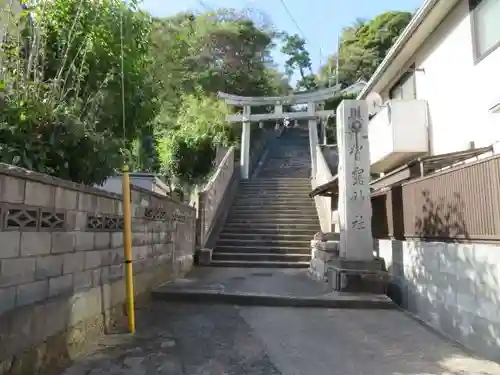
[0,164,196,375]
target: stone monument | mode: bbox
[327,100,387,293]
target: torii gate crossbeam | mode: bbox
[218,86,341,179]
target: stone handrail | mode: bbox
[197,146,236,248]
[312,145,336,233]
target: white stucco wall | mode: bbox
[381,0,500,155]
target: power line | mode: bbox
[278,0,308,42]
[197,0,211,11]
[279,0,323,77]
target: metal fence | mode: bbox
[372,155,500,242]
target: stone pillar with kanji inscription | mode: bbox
[336,100,372,260]
[325,99,388,294]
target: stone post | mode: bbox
[324,99,388,294]
[336,100,372,260]
[240,105,251,180]
[307,102,318,178]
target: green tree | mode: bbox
[0,0,157,184]
[150,9,290,183]
[280,33,316,91]
[317,11,412,87]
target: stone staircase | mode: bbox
[210,127,321,268]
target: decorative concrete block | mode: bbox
[49,274,73,297]
[0,257,36,287]
[20,232,51,256]
[35,255,64,280]
[0,231,21,258]
[51,232,75,254]
[25,180,55,207]
[16,280,48,306]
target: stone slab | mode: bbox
[153,267,394,309]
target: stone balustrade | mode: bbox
[197,147,236,248]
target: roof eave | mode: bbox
[357,0,443,99]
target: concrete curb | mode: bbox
[152,289,396,310]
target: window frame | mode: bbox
[389,64,417,100]
[469,0,500,63]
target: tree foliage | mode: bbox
[317,11,412,87]
[0,2,290,185]
[280,33,317,91]
[0,0,156,184]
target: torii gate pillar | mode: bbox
[308,102,319,178]
[241,106,251,179]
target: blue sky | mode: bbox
[141,0,423,76]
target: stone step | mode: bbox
[233,202,315,209]
[220,227,317,235]
[236,193,310,200]
[217,238,310,248]
[207,260,310,268]
[233,199,315,206]
[229,208,316,215]
[224,221,320,233]
[211,252,311,263]
[242,178,310,183]
[218,232,313,241]
[241,188,310,192]
[226,217,319,225]
[227,212,318,220]
[214,245,310,255]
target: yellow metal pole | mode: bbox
[122,164,136,333]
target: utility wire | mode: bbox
[279,0,321,78]
[278,0,308,42]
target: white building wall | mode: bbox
[381,0,500,155]
[378,239,500,361]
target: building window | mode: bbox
[470,0,500,60]
[389,67,416,100]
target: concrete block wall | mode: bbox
[0,164,196,375]
[379,239,500,362]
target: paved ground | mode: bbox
[57,302,500,375]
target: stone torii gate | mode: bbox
[218,86,341,179]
